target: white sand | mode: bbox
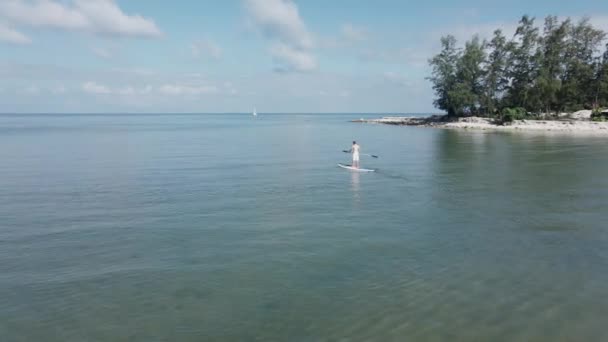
[354,116,608,135]
[445,117,608,133]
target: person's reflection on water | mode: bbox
[351,171,360,203]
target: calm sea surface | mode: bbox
[1,114,608,341]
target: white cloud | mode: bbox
[1,0,88,29]
[0,0,162,39]
[222,81,238,95]
[244,0,313,49]
[82,82,162,96]
[319,23,369,49]
[445,22,518,43]
[383,71,413,87]
[191,39,223,60]
[75,0,161,38]
[82,81,111,94]
[116,86,136,95]
[361,20,519,70]
[316,89,352,98]
[341,24,368,42]
[360,47,430,68]
[82,81,169,97]
[0,63,437,113]
[91,47,112,59]
[158,84,218,95]
[114,85,152,96]
[138,85,153,95]
[270,43,316,72]
[586,16,608,36]
[449,16,607,45]
[25,85,40,94]
[0,23,30,44]
[52,85,66,94]
[244,0,316,72]
[439,16,608,48]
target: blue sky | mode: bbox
[1,0,607,113]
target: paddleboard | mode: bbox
[338,164,375,172]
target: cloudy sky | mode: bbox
[1,0,607,113]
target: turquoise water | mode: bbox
[1,114,608,341]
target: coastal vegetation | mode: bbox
[428,15,608,120]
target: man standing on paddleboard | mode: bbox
[350,141,361,169]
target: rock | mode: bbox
[570,110,593,120]
[458,117,491,124]
[354,115,608,134]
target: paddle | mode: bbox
[342,150,379,158]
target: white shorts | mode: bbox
[353,153,360,162]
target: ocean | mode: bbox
[1,113,608,341]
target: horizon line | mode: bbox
[0,112,441,115]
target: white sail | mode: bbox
[253,107,257,116]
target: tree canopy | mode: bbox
[428,15,608,117]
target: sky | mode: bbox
[1,0,607,113]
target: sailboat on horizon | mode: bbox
[252,107,257,117]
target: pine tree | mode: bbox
[505,15,540,111]
[560,18,606,111]
[451,36,486,116]
[483,30,508,117]
[595,44,608,108]
[532,16,569,115]
[428,15,607,117]
[428,35,460,116]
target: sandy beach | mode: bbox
[353,115,608,134]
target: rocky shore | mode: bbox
[352,113,608,134]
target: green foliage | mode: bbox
[500,107,528,123]
[560,18,606,111]
[427,35,487,117]
[505,15,540,110]
[483,30,509,116]
[427,15,608,118]
[427,36,460,116]
[591,108,608,121]
[595,43,608,108]
[530,16,569,113]
[564,103,586,112]
[454,36,487,116]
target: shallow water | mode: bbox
[1,114,607,341]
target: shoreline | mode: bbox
[352,115,608,134]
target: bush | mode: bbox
[500,107,528,124]
[591,108,608,122]
[564,104,586,113]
